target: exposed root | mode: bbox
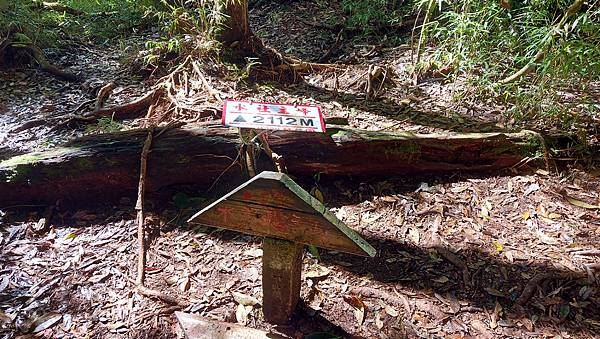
[515,271,587,306]
[8,119,47,134]
[10,43,80,82]
[94,82,116,111]
[90,89,158,119]
[9,97,96,134]
[46,90,159,132]
[429,234,471,287]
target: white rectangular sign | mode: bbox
[222,100,325,133]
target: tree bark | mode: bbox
[218,0,251,44]
[0,124,541,207]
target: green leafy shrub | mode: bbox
[341,0,407,32]
[417,0,600,124]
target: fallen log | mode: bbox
[0,124,543,207]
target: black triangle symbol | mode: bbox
[233,115,246,123]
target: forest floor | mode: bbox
[1,2,600,339]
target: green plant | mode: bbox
[417,0,600,126]
[342,0,406,32]
[85,116,123,134]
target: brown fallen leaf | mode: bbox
[242,248,263,258]
[343,294,366,309]
[232,291,259,306]
[408,227,420,244]
[353,306,365,326]
[0,311,13,325]
[375,310,384,329]
[378,300,399,317]
[520,317,534,331]
[565,196,600,210]
[179,276,190,292]
[0,276,8,293]
[344,294,366,326]
[30,312,62,333]
[105,322,127,331]
[88,272,111,284]
[305,265,331,280]
[490,301,503,329]
[432,276,449,284]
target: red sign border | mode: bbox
[222,99,326,133]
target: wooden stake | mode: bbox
[262,237,303,324]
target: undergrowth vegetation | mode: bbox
[333,0,598,125]
[0,0,158,46]
[340,0,408,31]
[411,0,600,125]
[1,0,598,127]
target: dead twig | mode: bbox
[135,305,180,324]
[572,250,600,257]
[136,128,154,286]
[430,234,471,287]
[134,126,187,308]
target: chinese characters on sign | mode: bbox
[222,100,326,133]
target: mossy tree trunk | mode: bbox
[0,124,544,207]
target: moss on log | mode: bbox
[0,124,541,207]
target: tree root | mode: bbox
[9,97,96,134]
[429,234,471,287]
[95,82,116,111]
[10,43,80,82]
[8,119,47,134]
[45,90,158,132]
[515,271,587,306]
[90,89,158,119]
